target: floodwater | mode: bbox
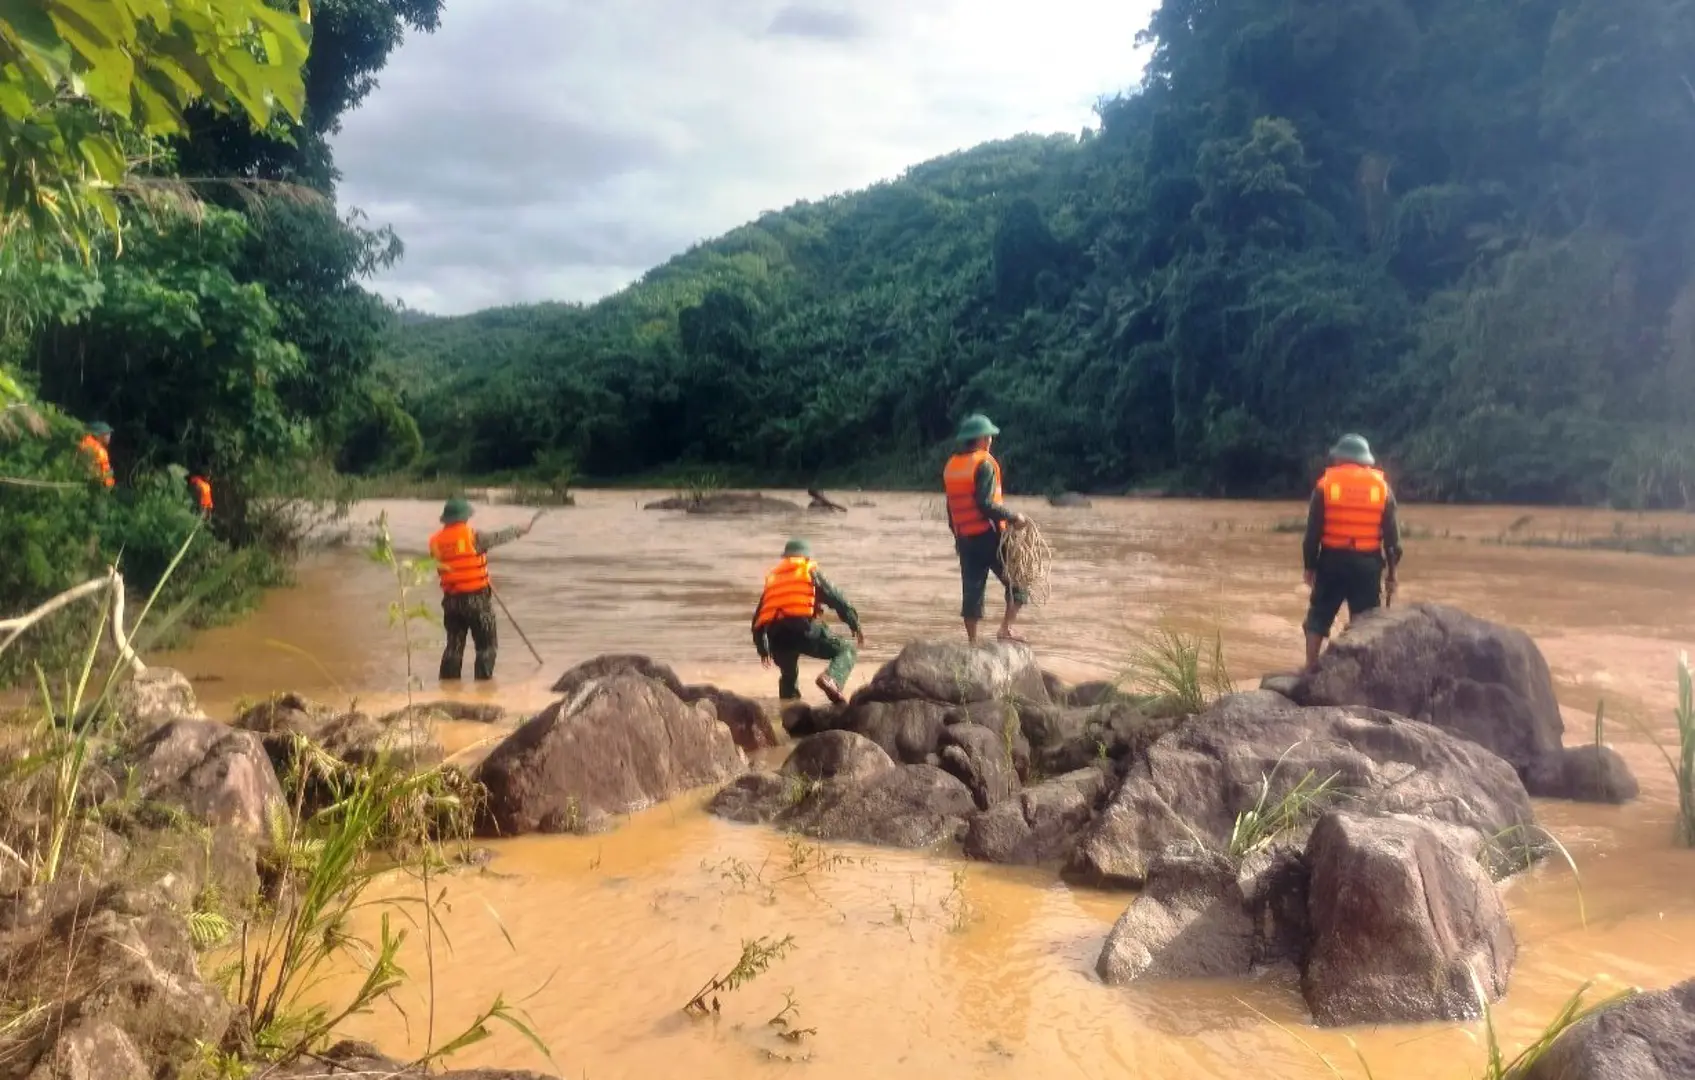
[161,492,1695,1079]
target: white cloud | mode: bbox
[330,0,1156,314]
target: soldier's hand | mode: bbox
[1303,570,1316,588]
[761,656,772,669]
[854,629,865,647]
[1012,512,1029,527]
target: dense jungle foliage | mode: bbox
[0,0,437,674]
[388,0,1695,506]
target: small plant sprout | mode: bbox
[1227,744,1340,861]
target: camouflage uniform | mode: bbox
[440,524,523,680]
[752,572,861,700]
[955,459,1026,619]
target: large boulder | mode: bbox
[1019,700,1176,776]
[1294,603,1636,802]
[709,731,976,849]
[1302,812,1514,1026]
[125,720,284,835]
[963,766,1112,865]
[945,700,1032,779]
[851,641,1050,708]
[26,1019,148,1080]
[1526,744,1641,805]
[476,670,746,836]
[1517,980,1695,1080]
[1067,690,1533,887]
[112,668,206,730]
[550,655,779,753]
[314,709,445,772]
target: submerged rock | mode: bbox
[1303,812,1514,1026]
[1096,851,1254,984]
[1047,492,1093,508]
[709,731,976,848]
[643,492,801,515]
[1294,603,1637,803]
[1516,979,1695,1080]
[477,670,745,835]
[1526,744,1641,804]
[272,1039,558,1079]
[1066,690,1533,887]
[937,722,1020,810]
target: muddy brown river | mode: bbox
[162,493,1695,1079]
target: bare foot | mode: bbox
[996,629,1029,644]
[815,673,846,705]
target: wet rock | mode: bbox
[1259,673,1302,699]
[1040,670,1069,702]
[1066,690,1533,888]
[125,720,284,835]
[25,1019,148,1080]
[841,698,952,764]
[1097,851,1255,984]
[234,691,336,736]
[1021,701,1176,776]
[1294,603,1637,803]
[378,700,509,726]
[938,723,1020,810]
[1047,492,1093,508]
[1525,744,1641,804]
[550,655,778,752]
[1516,979,1695,1080]
[643,492,801,515]
[1064,680,1132,708]
[852,640,1050,708]
[273,1040,558,1079]
[780,701,838,738]
[1303,812,1513,1026]
[112,668,206,729]
[963,766,1111,865]
[709,731,976,849]
[945,700,1031,780]
[314,709,446,772]
[682,685,781,753]
[476,671,745,836]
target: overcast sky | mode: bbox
[329,0,1156,316]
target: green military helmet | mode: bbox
[955,413,1000,442]
[1328,433,1375,467]
[782,538,812,558]
[88,422,112,436]
[440,496,474,524]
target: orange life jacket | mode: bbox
[943,449,1002,538]
[428,522,490,595]
[754,557,818,629]
[189,476,213,511]
[1318,463,1389,552]
[79,435,113,488]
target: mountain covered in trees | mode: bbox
[390,0,1695,505]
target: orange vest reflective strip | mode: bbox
[943,450,1001,538]
[428,522,490,595]
[190,478,212,510]
[79,435,113,487]
[1318,463,1388,552]
[754,557,817,628]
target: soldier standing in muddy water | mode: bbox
[943,413,1030,645]
[752,538,864,704]
[428,496,534,681]
[1302,433,1402,672]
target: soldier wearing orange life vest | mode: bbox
[943,413,1028,645]
[188,474,213,515]
[428,496,532,681]
[79,422,114,488]
[1302,433,1402,671]
[752,538,863,703]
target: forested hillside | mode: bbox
[388,0,1695,505]
[0,0,437,670]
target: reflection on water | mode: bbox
[161,492,1695,1078]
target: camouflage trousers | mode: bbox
[441,589,498,680]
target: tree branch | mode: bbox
[0,569,145,674]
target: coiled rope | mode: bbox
[999,519,1053,606]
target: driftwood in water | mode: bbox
[807,488,849,513]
